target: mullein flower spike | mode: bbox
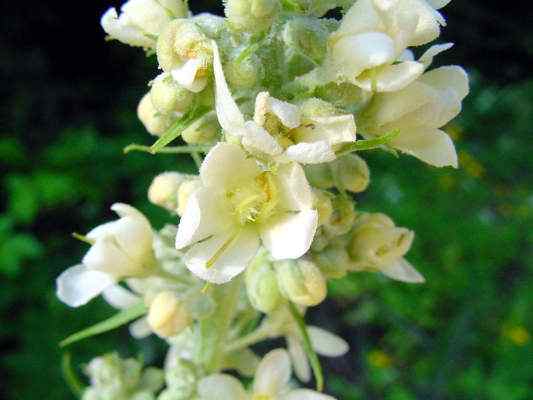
[58,0,468,397]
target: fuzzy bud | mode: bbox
[225,0,280,34]
[150,73,195,115]
[225,54,263,90]
[313,243,351,279]
[147,291,192,338]
[331,154,370,193]
[176,179,201,216]
[276,259,327,307]
[148,172,195,212]
[313,189,334,226]
[348,213,414,270]
[137,93,175,136]
[323,195,356,237]
[181,111,220,144]
[245,251,281,313]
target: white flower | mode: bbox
[56,203,155,307]
[198,349,337,400]
[212,43,356,164]
[324,0,452,92]
[361,65,469,167]
[100,0,187,48]
[175,143,318,284]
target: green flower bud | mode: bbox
[137,93,175,136]
[323,195,356,237]
[276,259,327,307]
[313,189,334,226]
[305,163,334,189]
[331,154,370,193]
[84,354,143,398]
[348,213,414,270]
[225,0,280,34]
[313,242,351,279]
[164,359,197,398]
[225,53,263,90]
[245,250,281,313]
[148,172,196,212]
[181,111,220,144]
[150,73,195,115]
[147,291,192,338]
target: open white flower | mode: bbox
[56,204,155,307]
[175,143,318,283]
[324,0,451,92]
[198,349,337,400]
[101,0,187,48]
[213,43,356,164]
[361,65,469,167]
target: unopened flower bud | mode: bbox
[331,154,370,193]
[225,54,263,90]
[313,189,333,226]
[313,243,351,279]
[137,93,175,136]
[348,213,414,270]
[150,73,195,115]
[245,251,281,313]
[181,111,220,144]
[323,195,356,237]
[148,172,195,212]
[147,291,192,338]
[305,163,334,189]
[276,259,327,307]
[225,0,280,34]
[177,179,201,216]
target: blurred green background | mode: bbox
[1,1,531,399]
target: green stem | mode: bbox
[225,322,273,352]
[62,353,85,398]
[124,143,212,155]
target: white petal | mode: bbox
[183,228,260,284]
[399,49,415,62]
[285,389,336,400]
[121,0,171,36]
[391,127,457,168]
[254,349,291,396]
[56,264,115,307]
[260,209,318,260]
[331,32,396,80]
[102,284,140,309]
[334,0,383,38]
[175,186,233,249]
[308,326,349,357]
[427,0,451,9]
[355,61,424,92]
[199,142,261,189]
[419,66,469,100]
[254,92,301,129]
[171,58,207,93]
[399,0,446,46]
[198,374,247,400]
[419,43,454,69]
[212,42,246,133]
[275,162,315,210]
[100,7,154,48]
[82,237,140,278]
[381,258,425,283]
[129,317,152,339]
[242,121,284,156]
[287,334,311,382]
[285,142,336,164]
[293,115,356,146]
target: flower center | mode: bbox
[226,172,278,226]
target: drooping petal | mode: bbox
[129,317,152,339]
[175,186,232,249]
[355,61,424,92]
[254,92,301,129]
[242,121,284,156]
[56,264,115,307]
[275,162,315,211]
[419,42,454,69]
[308,326,349,357]
[102,284,141,309]
[285,142,336,164]
[198,374,247,400]
[100,7,154,48]
[287,334,311,382]
[331,32,396,80]
[120,0,172,36]
[82,238,140,278]
[183,228,260,284]
[293,115,356,146]
[199,142,261,189]
[212,42,246,133]
[260,209,318,260]
[419,65,469,100]
[171,58,208,93]
[381,258,425,283]
[398,0,446,46]
[285,389,337,400]
[390,127,457,168]
[254,349,292,396]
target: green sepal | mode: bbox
[336,130,400,156]
[288,301,324,392]
[60,302,147,347]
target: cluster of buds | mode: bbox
[58,0,468,398]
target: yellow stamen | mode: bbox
[206,231,242,269]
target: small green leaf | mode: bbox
[288,302,324,392]
[60,302,147,347]
[336,130,400,156]
[61,352,85,398]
